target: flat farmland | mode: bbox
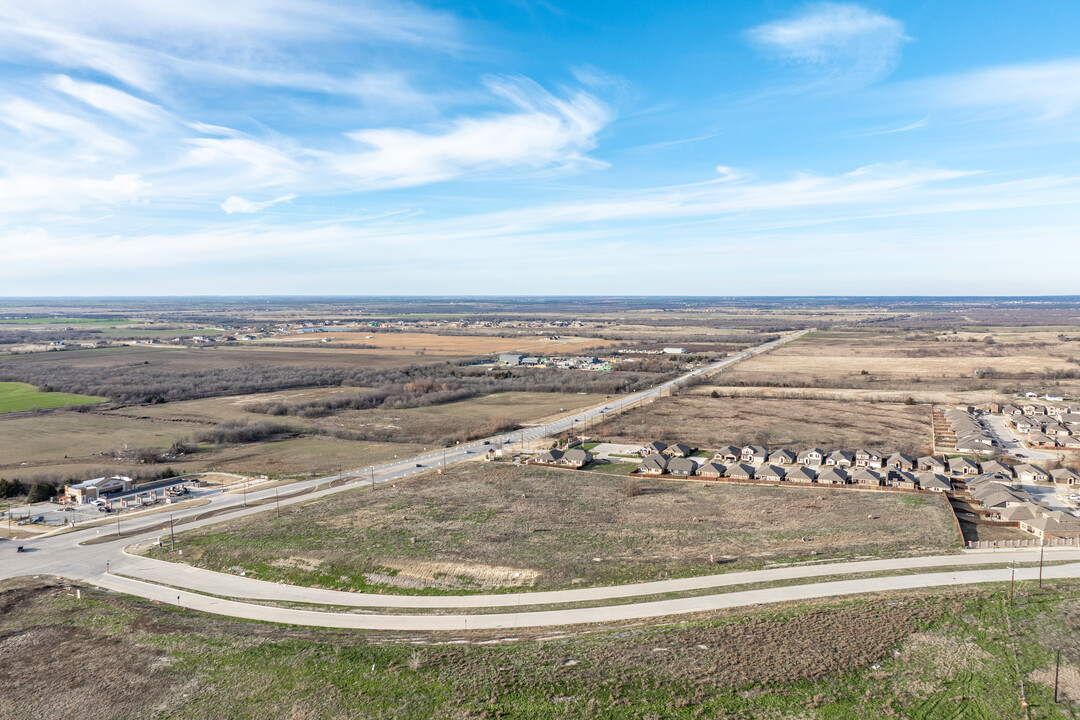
[715,329,1080,393]
[153,462,960,594]
[0,381,105,413]
[601,395,932,453]
[0,413,190,468]
[0,344,453,371]
[258,331,616,355]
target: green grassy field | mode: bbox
[0,381,105,413]
[3,578,1079,719]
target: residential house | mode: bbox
[817,467,849,485]
[948,457,980,475]
[697,462,726,478]
[852,468,883,487]
[642,441,668,456]
[768,448,796,465]
[787,466,817,484]
[918,473,952,493]
[855,449,883,469]
[979,490,1027,510]
[664,443,693,458]
[557,448,593,468]
[1001,404,1022,416]
[826,450,855,468]
[741,445,768,464]
[997,504,1038,523]
[1027,432,1056,448]
[887,469,919,490]
[755,464,786,482]
[725,463,756,480]
[1018,516,1080,540]
[1014,418,1037,434]
[532,449,564,466]
[885,453,915,471]
[918,456,946,473]
[797,448,825,466]
[715,446,741,463]
[979,460,1014,477]
[639,455,668,475]
[1051,468,1080,487]
[667,457,696,476]
[1014,464,1050,483]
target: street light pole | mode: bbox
[1010,562,1015,606]
[170,514,175,552]
[275,487,280,516]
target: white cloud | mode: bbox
[917,59,1080,119]
[748,3,907,87]
[334,78,612,187]
[221,194,298,214]
[48,74,167,126]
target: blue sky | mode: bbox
[2,1,1079,295]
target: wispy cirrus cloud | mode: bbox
[334,77,612,188]
[748,3,908,88]
[915,59,1080,119]
[221,194,298,215]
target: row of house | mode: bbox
[997,404,1080,449]
[966,475,1080,540]
[942,407,996,453]
[635,455,952,491]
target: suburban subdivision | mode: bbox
[4,297,1080,719]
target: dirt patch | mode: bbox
[1028,666,1080,704]
[901,631,991,675]
[270,556,325,573]
[379,559,540,589]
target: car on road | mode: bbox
[415,463,423,468]
[15,546,25,553]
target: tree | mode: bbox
[27,481,54,504]
[0,478,25,499]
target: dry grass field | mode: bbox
[600,395,932,453]
[0,344,457,371]
[261,330,616,355]
[715,329,1080,395]
[302,391,603,446]
[104,386,370,424]
[0,413,191,469]
[153,462,960,593]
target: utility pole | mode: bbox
[170,514,175,552]
[1010,562,1015,606]
[243,479,248,508]
[371,467,375,491]
[1039,544,1045,589]
[275,487,280,516]
[116,512,121,538]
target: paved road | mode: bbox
[84,554,1080,631]
[983,414,1059,462]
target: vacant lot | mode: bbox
[0,381,104,413]
[601,395,932,453]
[715,329,1080,395]
[0,413,190,468]
[153,462,960,593]
[302,391,603,446]
[3,578,1077,719]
